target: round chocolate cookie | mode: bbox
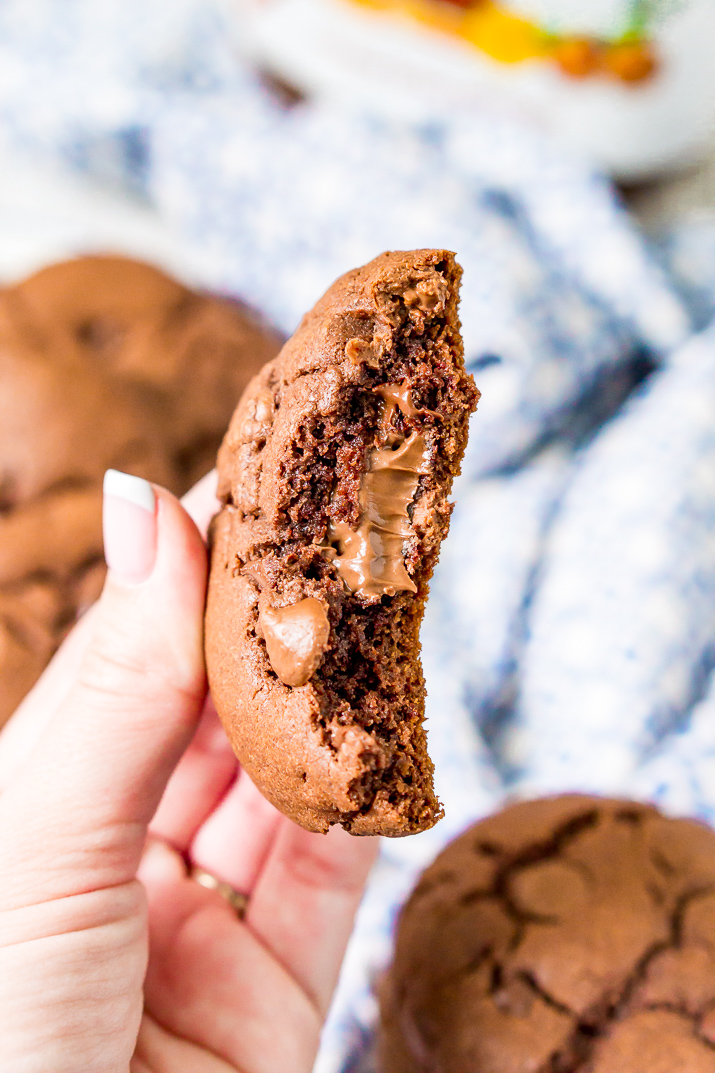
[0,254,281,725]
[206,249,478,836]
[380,794,715,1073]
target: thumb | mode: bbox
[0,471,208,911]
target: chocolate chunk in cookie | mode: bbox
[206,249,479,835]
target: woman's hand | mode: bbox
[0,470,377,1073]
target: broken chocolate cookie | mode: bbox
[205,249,478,835]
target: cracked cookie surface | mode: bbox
[380,794,715,1072]
[205,249,478,836]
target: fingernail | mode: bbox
[103,470,157,584]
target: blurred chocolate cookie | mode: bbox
[381,793,715,1072]
[0,254,281,725]
[205,249,478,836]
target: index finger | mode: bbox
[149,696,238,851]
[181,469,220,540]
[246,823,378,1016]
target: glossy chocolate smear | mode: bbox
[375,382,422,420]
[328,432,430,598]
[375,382,437,444]
[259,597,331,687]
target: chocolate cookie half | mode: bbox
[381,794,715,1072]
[206,250,478,835]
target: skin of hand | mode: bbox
[0,469,377,1073]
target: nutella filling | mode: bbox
[259,597,331,687]
[327,431,430,598]
[375,383,437,442]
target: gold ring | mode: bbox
[189,866,249,918]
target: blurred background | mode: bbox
[1,0,714,286]
[1,2,715,1070]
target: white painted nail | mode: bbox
[103,469,156,513]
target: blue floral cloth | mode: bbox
[2,2,715,1069]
